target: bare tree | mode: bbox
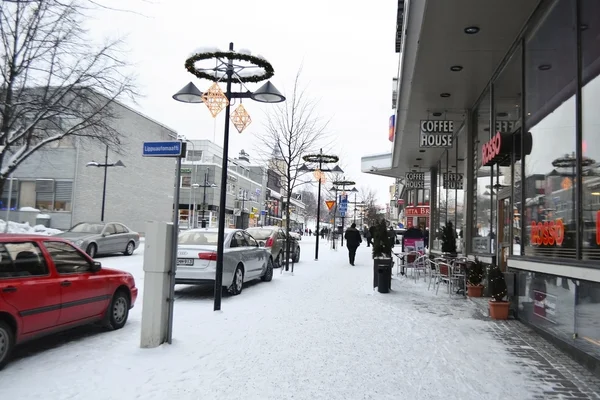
[360,186,383,227]
[299,189,318,223]
[0,0,135,193]
[254,69,330,271]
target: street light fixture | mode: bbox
[192,172,217,228]
[86,145,125,222]
[350,187,359,224]
[330,179,356,247]
[298,149,342,260]
[173,43,285,312]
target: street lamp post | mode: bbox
[350,187,359,224]
[173,43,285,311]
[193,170,216,228]
[330,180,357,247]
[237,193,247,229]
[86,145,125,222]
[298,149,342,260]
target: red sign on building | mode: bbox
[405,206,430,216]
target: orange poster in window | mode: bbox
[531,219,565,246]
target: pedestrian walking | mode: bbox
[344,223,362,266]
[363,225,372,247]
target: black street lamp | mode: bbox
[298,149,342,260]
[329,179,356,247]
[193,170,216,228]
[173,43,285,311]
[237,193,248,229]
[350,187,359,224]
[86,145,125,222]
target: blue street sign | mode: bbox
[261,210,267,215]
[143,141,184,157]
[340,210,346,218]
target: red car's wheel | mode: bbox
[103,290,130,330]
[0,320,15,370]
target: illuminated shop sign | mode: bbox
[420,120,453,148]
[481,130,533,167]
[531,219,565,246]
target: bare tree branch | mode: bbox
[0,0,136,192]
[253,68,332,271]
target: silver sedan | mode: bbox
[175,228,274,295]
[54,222,140,258]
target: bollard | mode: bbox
[140,221,173,348]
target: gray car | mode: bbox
[55,222,141,258]
[175,228,273,295]
[245,226,300,267]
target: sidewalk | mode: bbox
[467,296,600,399]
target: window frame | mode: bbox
[0,241,50,279]
[42,240,93,275]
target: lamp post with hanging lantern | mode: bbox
[173,43,285,312]
[298,150,343,260]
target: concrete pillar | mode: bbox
[140,221,173,348]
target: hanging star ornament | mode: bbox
[202,82,229,117]
[230,104,252,133]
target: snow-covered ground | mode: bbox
[0,219,62,235]
[1,236,543,399]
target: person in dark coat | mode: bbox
[363,225,372,247]
[344,223,362,266]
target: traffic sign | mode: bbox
[143,141,185,157]
[325,200,335,210]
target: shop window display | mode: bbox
[524,0,577,259]
[581,0,600,261]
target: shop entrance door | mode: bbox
[497,191,512,272]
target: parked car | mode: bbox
[289,231,302,241]
[175,228,273,295]
[0,234,138,370]
[245,226,300,266]
[54,222,140,258]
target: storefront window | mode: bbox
[454,126,466,252]
[472,91,493,254]
[524,0,577,259]
[437,153,447,239]
[581,0,600,261]
[494,45,523,256]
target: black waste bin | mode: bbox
[373,258,393,293]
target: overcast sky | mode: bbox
[87,0,398,204]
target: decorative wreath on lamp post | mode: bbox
[302,153,339,164]
[332,180,356,188]
[185,50,274,83]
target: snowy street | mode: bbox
[0,236,588,400]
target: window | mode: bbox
[180,176,191,188]
[44,241,92,274]
[34,179,73,211]
[104,224,117,235]
[1,179,19,211]
[243,232,258,247]
[227,183,236,195]
[472,90,493,253]
[230,231,247,248]
[524,0,577,259]
[0,242,48,278]
[186,150,203,161]
[115,224,128,234]
[178,231,219,245]
[581,0,600,260]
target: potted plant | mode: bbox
[441,221,457,256]
[466,258,484,297]
[488,264,509,319]
[371,219,394,292]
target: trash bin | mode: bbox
[373,258,393,293]
[35,214,51,228]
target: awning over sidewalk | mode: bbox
[370,0,540,179]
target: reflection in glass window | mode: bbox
[473,91,493,254]
[581,0,600,260]
[524,0,577,259]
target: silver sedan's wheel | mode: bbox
[229,266,244,295]
[261,258,273,282]
[86,243,97,258]
[124,241,135,256]
[0,321,14,370]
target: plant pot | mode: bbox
[467,284,484,297]
[488,300,509,320]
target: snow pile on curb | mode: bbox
[0,219,62,236]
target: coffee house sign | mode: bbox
[405,172,425,189]
[420,120,453,148]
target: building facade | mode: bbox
[363,0,600,368]
[2,101,177,233]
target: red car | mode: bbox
[0,234,138,369]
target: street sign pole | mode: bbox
[142,140,185,344]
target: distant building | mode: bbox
[3,100,177,233]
